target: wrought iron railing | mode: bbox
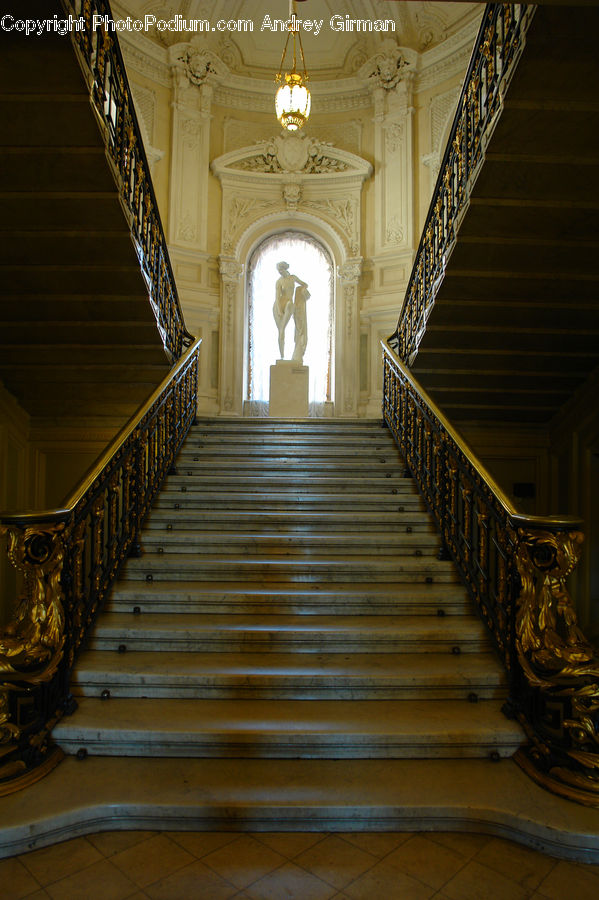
[382,341,599,807]
[0,340,200,794]
[389,3,535,365]
[65,0,193,360]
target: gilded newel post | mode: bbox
[0,522,67,791]
[513,527,599,805]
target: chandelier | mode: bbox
[275,0,311,131]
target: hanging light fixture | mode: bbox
[275,0,311,131]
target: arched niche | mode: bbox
[211,133,372,417]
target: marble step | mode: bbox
[87,613,490,653]
[105,581,472,616]
[144,509,437,533]
[139,531,442,556]
[121,554,461,584]
[176,452,402,466]
[3,756,597,862]
[71,650,505,700]
[53,698,523,759]
[152,492,425,511]
[161,475,417,495]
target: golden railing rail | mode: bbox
[382,341,599,807]
[64,0,193,360]
[0,339,200,794]
[389,3,535,365]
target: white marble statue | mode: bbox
[292,283,310,363]
[273,261,309,361]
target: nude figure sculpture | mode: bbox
[273,261,308,360]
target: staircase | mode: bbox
[54,419,522,764]
[410,4,599,426]
[0,1,170,430]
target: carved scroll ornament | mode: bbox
[0,523,66,745]
[514,528,599,803]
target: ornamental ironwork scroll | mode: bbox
[65,0,193,361]
[382,342,599,806]
[389,4,535,365]
[0,341,200,793]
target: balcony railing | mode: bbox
[66,0,193,360]
[389,3,535,366]
[0,340,200,794]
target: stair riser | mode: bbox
[71,683,506,701]
[153,498,425,511]
[105,599,472,616]
[138,539,441,556]
[143,517,437,534]
[162,482,417,495]
[121,571,460,585]
[88,637,490,653]
[55,737,518,760]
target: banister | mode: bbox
[0,339,201,794]
[390,3,536,366]
[382,340,599,807]
[63,0,194,361]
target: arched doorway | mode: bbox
[245,231,334,415]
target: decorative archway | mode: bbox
[211,132,372,417]
[246,231,334,415]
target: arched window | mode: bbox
[246,232,334,414]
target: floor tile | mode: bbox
[335,832,412,858]
[202,835,286,890]
[45,858,137,900]
[427,832,492,859]
[475,837,556,890]
[111,835,194,889]
[86,831,156,858]
[536,859,599,900]
[442,859,529,900]
[383,835,466,890]
[164,832,238,859]
[19,836,102,886]
[294,835,379,890]
[343,860,435,900]
[245,861,337,900]
[144,859,237,900]
[254,833,327,859]
[0,857,43,900]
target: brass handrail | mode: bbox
[63,0,194,360]
[383,340,599,808]
[390,3,536,365]
[0,339,201,794]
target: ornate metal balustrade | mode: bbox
[382,341,599,807]
[0,340,200,794]
[65,0,193,360]
[389,3,535,365]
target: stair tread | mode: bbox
[55,698,522,739]
[1,756,597,861]
[74,650,502,681]
[94,612,482,632]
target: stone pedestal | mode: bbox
[269,360,309,418]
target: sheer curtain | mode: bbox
[246,232,333,416]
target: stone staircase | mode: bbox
[54,419,523,763]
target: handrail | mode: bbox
[389,3,536,365]
[64,0,194,361]
[0,339,201,794]
[382,340,599,808]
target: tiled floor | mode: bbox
[4,830,599,900]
